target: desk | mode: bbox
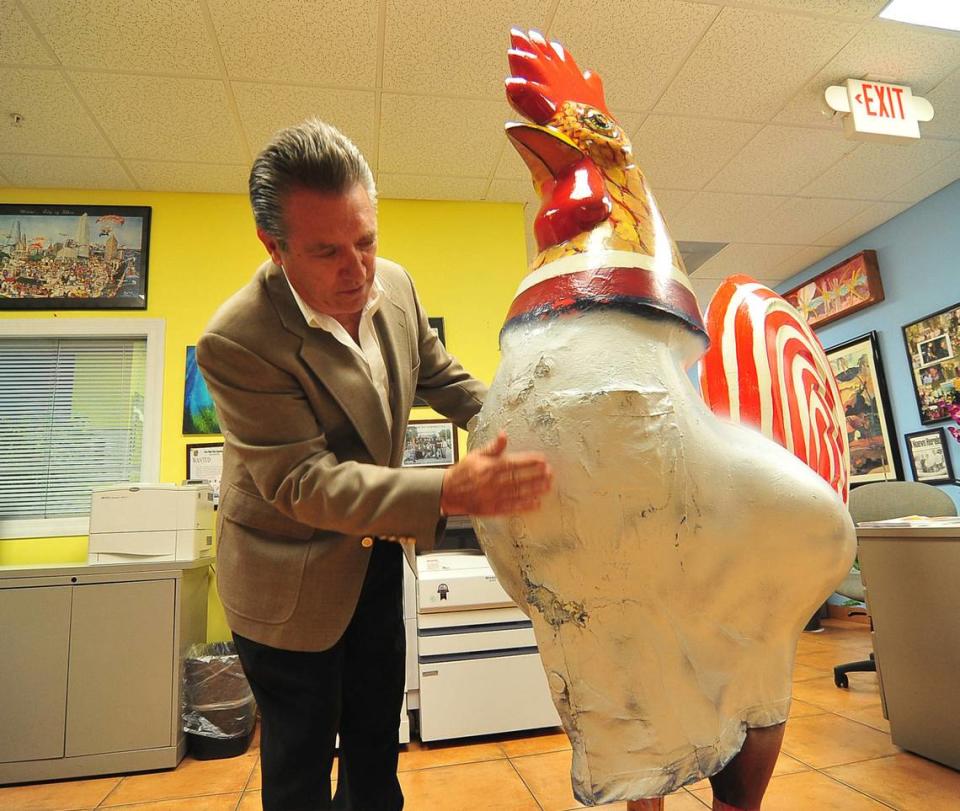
[857,526,960,770]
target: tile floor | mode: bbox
[3,620,959,810]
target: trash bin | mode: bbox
[182,641,257,760]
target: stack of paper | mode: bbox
[856,515,960,528]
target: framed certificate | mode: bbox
[186,442,223,507]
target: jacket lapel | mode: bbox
[264,263,393,466]
[374,290,413,467]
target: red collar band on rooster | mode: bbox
[503,29,707,342]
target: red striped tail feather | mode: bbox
[699,275,850,503]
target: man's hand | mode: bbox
[440,431,553,516]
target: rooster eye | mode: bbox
[584,110,615,134]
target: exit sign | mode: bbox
[823,79,934,144]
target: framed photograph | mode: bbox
[902,302,960,424]
[826,332,902,485]
[183,346,221,434]
[0,203,151,310]
[402,419,458,468]
[782,250,883,329]
[904,428,956,486]
[413,317,447,408]
[186,442,224,508]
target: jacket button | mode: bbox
[361,536,374,548]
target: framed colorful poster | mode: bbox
[401,420,458,468]
[183,346,221,434]
[826,332,902,485]
[902,302,960,424]
[904,428,956,486]
[0,203,151,310]
[782,250,883,329]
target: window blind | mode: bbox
[0,336,147,521]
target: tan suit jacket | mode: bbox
[197,259,485,651]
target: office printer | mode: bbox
[88,483,214,564]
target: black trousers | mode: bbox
[233,540,406,811]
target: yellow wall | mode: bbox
[0,186,529,640]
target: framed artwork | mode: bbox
[904,428,956,486]
[826,332,902,485]
[183,346,221,434]
[186,442,224,508]
[0,204,151,310]
[413,317,447,408]
[782,250,883,329]
[402,419,459,468]
[902,302,960,424]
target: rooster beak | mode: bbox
[506,122,583,187]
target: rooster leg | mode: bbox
[707,722,786,811]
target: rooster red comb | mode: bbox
[506,29,610,125]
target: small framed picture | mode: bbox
[402,420,458,468]
[186,442,224,507]
[902,301,960,424]
[904,428,956,485]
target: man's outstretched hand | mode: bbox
[440,431,553,517]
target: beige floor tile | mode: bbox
[685,749,810,792]
[0,776,120,810]
[826,751,960,810]
[397,739,506,771]
[246,758,260,791]
[100,755,257,806]
[792,675,881,713]
[780,713,899,769]
[498,727,571,758]
[834,703,891,734]
[398,759,538,809]
[790,663,824,682]
[795,648,854,671]
[690,769,890,810]
[96,794,241,810]
[788,698,828,719]
[238,790,261,811]
[510,749,579,810]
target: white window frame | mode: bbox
[0,318,165,540]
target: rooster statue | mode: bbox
[470,30,856,809]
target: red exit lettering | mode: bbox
[856,83,907,119]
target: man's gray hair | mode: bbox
[249,118,377,242]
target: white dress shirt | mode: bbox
[283,269,393,428]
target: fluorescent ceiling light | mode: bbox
[879,0,960,32]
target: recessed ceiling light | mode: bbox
[879,0,960,32]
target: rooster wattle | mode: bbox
[470,30,856,806]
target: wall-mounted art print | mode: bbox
[904,428,956,486]
[782,250,883,330]
[183,346,221,435]
[413,317,446,408]
[826,332,902,485]
[401,419,458,468]
[0,204,151,310]
[902,302,960,424]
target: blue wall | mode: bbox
[776,179,960,511]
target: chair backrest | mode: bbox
[848,481,958,524]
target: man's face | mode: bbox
[258,183,378,324]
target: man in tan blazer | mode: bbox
[197,120,551,811]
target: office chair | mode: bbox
[834,480,957,688]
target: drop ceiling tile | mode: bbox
[693,243,804,279]
[0,68,114,157]
[669,191,790,243]
[745,0,887,20]
[0,0,56,65]
[486,179,535,202]
[707,125,857,195]
[232,82,378,164]
[71,73,246,163]
[0,154,134,189]
[379,94,506,177]
[654,7,860,122]
[494,146,530,180]
[773,245,837,283]
[126,161,248,194]
[775,20,960,129]
[0,168,10,185]
[922,67,960,141]
[209,0,379,85]
[21,0,219,74]
[383,0,551,98]
[549,0,720,111]
[651,188,696,223]
[690,276,723,305]
[632,115,759,191]
[748,196,869,244]
[799,138,960,200]
[885,152,960,204]
[377,174,487,201]
[815,200,911,246]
